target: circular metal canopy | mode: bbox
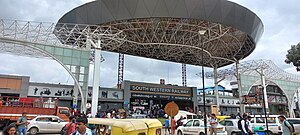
[56,0,264,67]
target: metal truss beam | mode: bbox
[204,59,300,82]
[182,63,187,87]
[118,53,124,89]
[0,19,126,59]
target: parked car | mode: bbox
[176,119,227,135]
[287,118,300,134]
[27,115,68,135]
[219,119,241,135]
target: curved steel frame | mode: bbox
[56,0,264,68]
[0,37,85,107]
[0,19,126,112]
[204,59,300,116]
[205,59,300,82]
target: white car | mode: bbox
[219,119,241,135]
[176,119,227,135]
[27,115,68,135]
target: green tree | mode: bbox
[285,42,300,71]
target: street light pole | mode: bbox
[199,30,207,135]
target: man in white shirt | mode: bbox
[73,116,95,135]
[240,115,253,135]
[209,114,218,135]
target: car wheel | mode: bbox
[231,132,238,135]
[199,132,205,135]
[177,130,183,135]
[29,127,38,135]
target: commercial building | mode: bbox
[197,85,262,115]
[0,74,197,112]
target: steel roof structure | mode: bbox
[204,59,300,82]
[56,0,264,67]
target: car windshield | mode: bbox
[59,109,69,114]
[255,117,276,123]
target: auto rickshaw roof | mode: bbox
[121,119,163,128]
[87,118,148,132]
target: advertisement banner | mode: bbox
[28,86,74,97]
[99,89,123,100]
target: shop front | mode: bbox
[123,81,197,112]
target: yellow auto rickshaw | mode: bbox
[216,115,231,122]
[88,118,148,135]
[122,119,163,135]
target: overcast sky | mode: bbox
[0,0,299,89]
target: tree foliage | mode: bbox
[285,42,300,71]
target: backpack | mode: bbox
[284,121,295,133]
[238,119,245,130]
[61,122,73,135]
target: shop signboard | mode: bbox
[99,89,123,100]
[131,93,192,100]
[197,96,240,106]
[29,85,123,100]
[28,86,74,97]
[130,85,192,95]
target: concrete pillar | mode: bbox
[91,40,101,117]
[213,67,220,114]
[236,62,245,114]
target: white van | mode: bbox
[250,115,281,134]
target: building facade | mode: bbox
[122,80,197,111]
[0,74,198,113]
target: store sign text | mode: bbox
[130,85,191,95]
[132,93,192,100]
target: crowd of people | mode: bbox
[161,112,295,135]
[1,109,295,135]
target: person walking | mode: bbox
[209,114,218,135]
[64,115,76,135]
[164,117,170,135]
[278,115,293,135]
[245,116,253,135]
[238,114,253,135]
[2,124,17,135]
[171,117,176,135]
[16,112,27,135]
[72,116,95,135]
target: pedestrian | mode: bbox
[278,115,293,135]
[238,114,253,135]
[64,115,76,135]
[0,98,2,107]
[2,123,17,135]
[171,117,176,135]
[176,116,183,129]
[209,113,218,135]
[245,116,253,134]
[73,116,95,135]
[164,117,170,134]
[16,112,27,135]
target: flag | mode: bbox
[292,93,298,109]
